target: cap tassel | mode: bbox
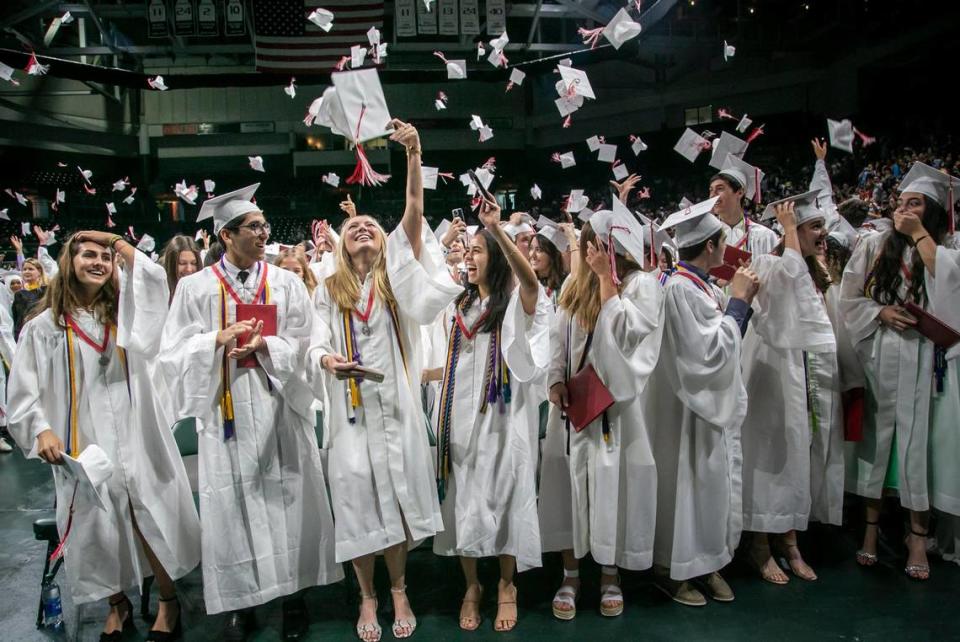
[648,224,656,268]
[745,124,765,144]
[607,235,621,287]
[346,104,391,187]
[562,115,572,128]
[754,167,762,205]
[577,26,604,49]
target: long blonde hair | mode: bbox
[22,257,47,287]
[325,216,396,310]
[33,234,118,329]
[275,248,318,296]
[558,224,639,332]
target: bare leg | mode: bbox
[495,555,517,632]
[102,592,130,634]
[552,550,580,618]
[904,510,930,580]
[778,530,817,581]
[857,498,882,565]
[130,510,178,633]
[383,541,415,637]
[459,557,482,631]
[749,532,788,584]
[352,554,381,641]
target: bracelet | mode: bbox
[406,146,422,156]
[569,248,580,252]
[109,235,123,249]
[913,234,931,246]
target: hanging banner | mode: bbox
[417,0,438,35]
[396,0,417,37]
[174,0,196,36]
[460,0,480,35]
[486,0,506,36]
[224,0,245,35]
[438,0,459,35]
[147,0,169,38]
[196,0,218,36]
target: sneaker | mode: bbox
[0,437,13,453]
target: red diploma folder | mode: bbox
[565,364,615,432]
[904,302,960,349]
[234,303,277,368]
[709,246,752,282]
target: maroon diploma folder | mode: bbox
[565,364,615,432]
[235,303,277,368]
[904,302,960,349]
[709,246,752,282]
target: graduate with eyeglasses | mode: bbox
[159,185,342,641]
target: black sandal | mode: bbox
[856,520,880,566]
[146,595,183,641]
[100,595,135,642]
[904,527,931,581]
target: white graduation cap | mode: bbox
[351,45,368,69]
[502,222,534,241]
[123,192,136,205]
[15,191,28,206]
[367,26,381,46]
[322,172,340,187]
[530,184,542,200]
[204,179,216,194]
[631,137,648,155]
[827,215,858,249]
[197,183,262,234]
[20,222,31,235]
[443,58,467,79]
[736,114,752,133]
[604,199,651,262]
[612,162,629,181]
[578,207,595,223]
[307,8,334,31]
[105,202,117,214]
[62,445,114,511]
[898,161,960,210]
[249,156,265,172]
[827,118,854,154]
[422,166,439,190]
[477,42,486,60]
[635,210,675,257]
[78,166,93,183]
[312,68,393,145]
[60,11,74,25]
[55,188,65,203]
[597,143,617,164]
[586,135,602,152]
[175,180,198,204]
[723,40,736,61]
[480,127,494,142]
[434,219,455,244]
[487,48,507,68]
[537,221,570,252]
[602,8,642,49]
[111,178,128,192]
[26,52,49,76]
[0,208,9,221]
[718,154,764,202]
[554,95,582,118]
[558,66,596,100]
[284,77,296,98]
[674,128,710,163]
[565,190,589,213]
[709,131,748,170]
[0,61,18,84]
[760,189,827,225]
[659,196,724,248]
[556,152,576,169]
[147,75,168,91]
[508,68,525,88]
[136,233,156,253]
[490,31,509,51]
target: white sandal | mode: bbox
[390,586,417,638]
[551,567,579,621]
[599,566,624,617]
[356,594,382,642]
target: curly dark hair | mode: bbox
[455,229,511,333]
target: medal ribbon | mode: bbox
[674,262,723,312]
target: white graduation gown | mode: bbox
[645,270,746,581]
[306,223,462,561]
[432,287,550,572]
[159,261,341,614]
[0,304,15,421]
[739,250,842,532]
[839,231,936,511]
[539,271,663,569]
[927,241,960,516]
[723,216,780,256]
[7,255,200,605]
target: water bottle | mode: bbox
[41,580,64,630]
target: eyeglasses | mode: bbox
[238,222,271,235]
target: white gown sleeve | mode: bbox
[386,218,463,325]
[159,276,223,427]
[664,283,745,426]
[547,309,568,390]
[930,242,960,361]
[502,286,551,384]
[304,284,338,397]
[7,322,49,457]
[37,246,59,279]
[750,250,836,353]
[0,305,15,366]
[117,250,170,357]
[839,231,885,345]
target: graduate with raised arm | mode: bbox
[7,231,200,641]
[306,120,463,642]
[159,184,341,641]
[432,194,550,633]
[710,155,780,256]
[539,201,664,620]
[739,192,842,585]
[840,162,960,581]
[645,197,759,607]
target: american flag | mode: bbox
[253,0,385,73]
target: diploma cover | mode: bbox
[235,303,277,368]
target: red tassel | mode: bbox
[745,124,765,144]
[346,144,391,187]
[578,27,603,49]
